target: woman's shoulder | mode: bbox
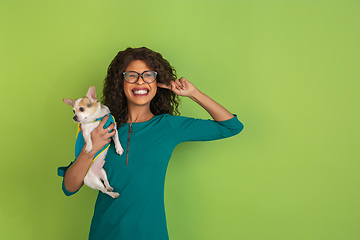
[149,114,192,129]
[155,113,191,122]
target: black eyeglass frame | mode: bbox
[122,71,158,84]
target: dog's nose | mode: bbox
[73,115,78,122]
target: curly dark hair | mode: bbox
[102,47,180,125]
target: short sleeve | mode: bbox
[166,114,244,144]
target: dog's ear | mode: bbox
[63,98,75,106]
[86,85,97,103]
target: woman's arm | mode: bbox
[157,77,234,121]
[63,115,116,193]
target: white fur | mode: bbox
[64,86,124,198]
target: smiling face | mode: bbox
[123,60,157,108]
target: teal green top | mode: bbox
[58,114,243,240]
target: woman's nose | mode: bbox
[137,75,146,85]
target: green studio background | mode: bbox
[0,0,359,239]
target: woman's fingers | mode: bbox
[98,114,109,128]
[90,118,116,153]
[98,115,116,136]
[106,123,116,137]
[173,78,186,90]
[179,77,187,89]
[93,115,116,138]
[157,82,171,89]
[173,79,181,90]
[157,77,187,91]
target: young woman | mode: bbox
[58,47,244,240]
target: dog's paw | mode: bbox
[85,148,93,153]
[107,187,113,192]
[115,143,124,155]
[108,192,120,199]
[116,148,124,156]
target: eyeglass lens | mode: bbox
[124,71,157,83]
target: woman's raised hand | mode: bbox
[157,77,198,97]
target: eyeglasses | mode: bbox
[122,71,158,84]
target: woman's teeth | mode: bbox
[133,89,149,95]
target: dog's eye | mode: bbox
[79,107,85,112]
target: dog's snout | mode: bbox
[73,115,78,122]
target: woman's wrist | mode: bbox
[189,88,234,121]
[189,88,202,101]
[79,146,96,160]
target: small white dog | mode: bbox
[63,85,123,198]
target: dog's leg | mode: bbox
[101,189,120,199]
[99,168,114,192]
[85,150,120,198]
[83,147,119,198]
[84,174,120,198]
[82,129,93,153]
[113,127,124,155]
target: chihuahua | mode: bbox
[63,85,123,198]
